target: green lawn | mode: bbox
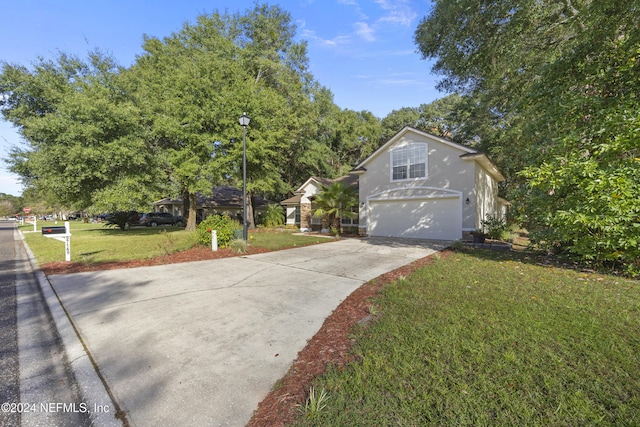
[296,249,640,426]
[20,221,198,264]
[18,221,334,264]
[249,229,335,251]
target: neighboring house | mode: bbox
[282,126,507,240]
[281,175,359,232]
[154,186,271,223]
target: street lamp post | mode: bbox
[239,113,250,241]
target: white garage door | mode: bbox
[369,197,462,240]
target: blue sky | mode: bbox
[0,0,441,196]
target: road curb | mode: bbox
[18,230,125,427]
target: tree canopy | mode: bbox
[416,0,640,273]
[1,3,396,228]
[1,51,162,212]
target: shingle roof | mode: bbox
[154,186,271,209]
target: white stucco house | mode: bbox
[282,126,507,240]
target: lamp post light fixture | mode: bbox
[239,113,250,241]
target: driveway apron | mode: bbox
[48,237,445,427]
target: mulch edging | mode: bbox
[246,250,452,426]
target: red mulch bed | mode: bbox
[39,245,272,275]
[247,250,452,426]
[39,242,450,426]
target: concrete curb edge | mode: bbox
[18,229,125,427]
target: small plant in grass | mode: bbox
[367,304,378,316]
[450,240,465,251]
[196,215,240,248]
[157,229,176,255]
[298,386,329,420]
[229,238,248,254]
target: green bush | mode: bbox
[229,238,248,254]
[262,204,285,228]
[196,215,241,248]
[481,214,511,241]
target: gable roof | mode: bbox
[282,174,359,205]
[460,153,505,182]
[354,126,476,171]
[293,174,358,193]
[352,126,504,182]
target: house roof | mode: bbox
[282,174,359,205]
[459,153,506,182]
[280,194,302,205]
[154,186,271,209]
[293,174,359,193]
[352,126,505,182]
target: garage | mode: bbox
[368,196,462,240]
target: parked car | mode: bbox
[139,212,182,227]
[104,211,141,231]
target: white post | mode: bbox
[211,229,218,252]
[33,216,37,232]
[64,221,71,262]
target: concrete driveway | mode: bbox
[48,237,446,426]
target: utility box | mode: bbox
[42,226,67,235]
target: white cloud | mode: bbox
[374,0,417,27]
[354,22,375,42]
[301,29,351,47]
[301,0,417,49]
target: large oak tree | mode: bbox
[416,0,640,273]
[1,51,163,213]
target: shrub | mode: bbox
[229,238,248,254]
[450,240,465,251]
[196,215,241,248]
[481,214,511,241]
[262,204,285,228]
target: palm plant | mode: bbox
[312,182,358,236]
[262,203,285,228]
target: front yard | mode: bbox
[293,249,640,426]
[18,222,334,267]
[18,221,640,425]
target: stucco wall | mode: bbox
[284,180,323,229]
[358,131,477,230]
[474,166,499,230]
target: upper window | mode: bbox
[391,143,427,181]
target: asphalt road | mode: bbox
[0,221,91,427]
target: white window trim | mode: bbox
[389,142,428,182]
[340,205,359,227]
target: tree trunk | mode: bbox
[247,193,256,230]
[321,215,330,231]
[182,188,190,223]
[333,214,341,235]
[186,192,197,231]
